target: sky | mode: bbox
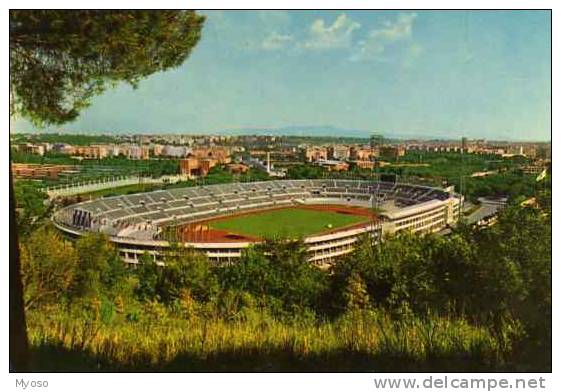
[11,10,551,141]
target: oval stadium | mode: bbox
[52,179,462,266]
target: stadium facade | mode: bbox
[53,179,462,266]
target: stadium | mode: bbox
[52,179,462,266]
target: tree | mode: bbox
[134,253,160,302]
[20,226,79,310]
[344,272,370,311]
[220,239,328,314]
[467,206,551,358]
[335,203,551,364]
[157,250,219,304]
[10,171,29,371]
[135,249,219,305]
[238,239,328,313]
[72,233,125,299]
[10,10,205,124]
[9,10,205,370]
[220,248,280,307]
[287,164,326,179]
[13,182,50,236]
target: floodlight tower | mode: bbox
[370,133,384,209]
[369,133,385,244]
[266,151,271,174]
[370,134,384,155]
[459,136,467,223]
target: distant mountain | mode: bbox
[13,125,497,142]
[220,125,467,141]
[222,125,372,138]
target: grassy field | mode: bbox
[210,207,369,239]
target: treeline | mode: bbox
[11,150,78,165]
[21,200,551,371]
[453,172,538,203]
[12,133,120,145]
[286,158,540,203]
[11,150,181,178]
[84,166,271,197]
[378,153,537,202]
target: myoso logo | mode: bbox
[15,379,49,389]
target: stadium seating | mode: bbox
[54,179,454,242]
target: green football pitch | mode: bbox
[209,207,370,239]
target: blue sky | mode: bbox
[11,10,551,141]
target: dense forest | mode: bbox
[20,189,551,371]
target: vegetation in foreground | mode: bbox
[20,194,551,371]
[27,306,499,372]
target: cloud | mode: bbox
[408,42,423,56]
[352,13,418,61]
[301,13,361,50]
[205,11,293,51]
[402,43,424,68]
[261,32,294,50]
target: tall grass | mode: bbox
[26,306,503,371]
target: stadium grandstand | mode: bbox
[53,179,462,266]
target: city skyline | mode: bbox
[11,10,551,141]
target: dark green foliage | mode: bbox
[460,172,537,203]
[330,201,551,366]
[381,152,537,202]
[287,164,327,179]
[343,273,370,311]
[85,156,180,177]
[11,152,182,178]
[284,151,538,203]
[12,133,120,146]
[468,206,551,356]
[13,181,50,235]
[20,225,79,310]
[349,206,548,322]
[220,240,329,315]
[10,10,205,125]
[194,166,270,185]
[11,150,78,165]
[134,253,160,301]
[72,233,126,299]
[134,249,219,304]
[219,249,277,304]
